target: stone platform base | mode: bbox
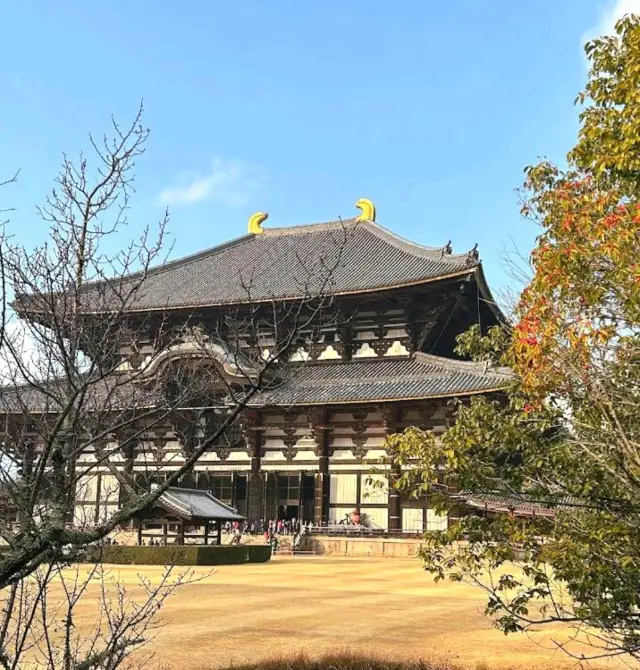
[301,535,424,558]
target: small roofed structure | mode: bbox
[451,492,557,520]
[134,487,245,546]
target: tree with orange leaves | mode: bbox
[392,15,640,662]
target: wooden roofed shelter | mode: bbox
[450,492,557,520]
[134,487,245,546]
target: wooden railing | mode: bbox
[306,525,427,539]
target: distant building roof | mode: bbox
[155,487,245,522]
[253,353,512,406]
[452,492,558,518]
[61,218,483,313]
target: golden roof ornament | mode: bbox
[248,211,268,234]
[355,198,376,222]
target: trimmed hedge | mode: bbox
[91,544,271,566]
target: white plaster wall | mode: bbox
[73,504,95,529]
[318,345,341,360]
[262,449,287,462]
[363,445,387,456]
[426,508,448,531]
[295,449,318,462]
[331,413,354,422]
[77,451,97,464]
[330,474,357,505]
[402,508,423,531]
[353,343,377,358]
[156,451,183,466]
[384,341,409,356]
[76,475,97,502]
[329,507,355,523]
[329,463,383,472]
[329,448,355,460]
[364,507,388,529]
[360,474,388,504]
[386,327,408,338]
[98,503,119,524]
[192,463,250,472]
[100,475,120,504]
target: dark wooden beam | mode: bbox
[382,405,402,531]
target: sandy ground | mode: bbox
[62,556,631,670]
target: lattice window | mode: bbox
[211,475,233,503]
[277,474,299,504]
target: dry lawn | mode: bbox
[63,556,632,670]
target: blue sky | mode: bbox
[0,0,635,297]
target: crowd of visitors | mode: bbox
[134,511,368,549]
[223,518,313,553]
[224,518,312,537]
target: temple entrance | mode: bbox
[278,504,299,521]
[301,474,315,523]
[264,473,317,522]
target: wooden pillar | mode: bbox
[137,518,143,546]
[14,439,36,527]
[204,520,209,545]
[263,472,277,521]
[311,408,331,525]
[242,411,264,522]
[297,471,303,519]
[162,522,168,546]
[382,406,402,531]
[178,520,185,546]
[115,427,137,508]
[388,469,402,531]
[231,472,236,508]
[216,521,222,546]
[94,472,103,525]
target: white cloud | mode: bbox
[583,0,640,47]
[156,159,261,207]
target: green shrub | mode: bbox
[90,544,271,566]
[246,544,271,563]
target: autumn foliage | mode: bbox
[513,169,640,400]
[393,14,640,663]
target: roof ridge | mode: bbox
[360,220,477,264]
[262,217,359,236]
[263,218,478,265]
[414,352,511,377]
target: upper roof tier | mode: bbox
[75,214,484,313]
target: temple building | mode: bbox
[11,200,509,532]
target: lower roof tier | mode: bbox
[0,353,511,416]
[252,353,511,406]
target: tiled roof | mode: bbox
[73,218,480,312]
[0,375,158,415]
[452,492,558,518]
[252,353,511,406]
[0,355,510,415]
[157,487,245,521]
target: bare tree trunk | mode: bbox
[0,105,352,668]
